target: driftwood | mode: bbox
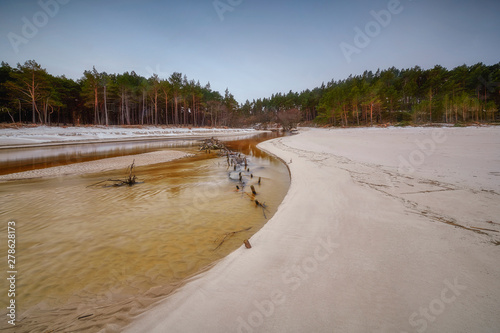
[255,200,268,219]
[214,227,252,250]
[208,140,269,219]
[250,185,257,195]
[78,314,94,320]
[200,137,226,152]
[87,160,139,187]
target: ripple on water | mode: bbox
[0,135,290,331]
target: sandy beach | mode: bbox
[123,126,500,333]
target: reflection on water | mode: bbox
[0,134,263,176]
[0,133,289,332]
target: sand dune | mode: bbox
[124,127,500,333]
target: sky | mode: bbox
[1,0,499,104]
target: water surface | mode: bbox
[0,133,289,332]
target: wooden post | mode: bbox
[250,185,257,195]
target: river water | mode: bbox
[0,133,290,332]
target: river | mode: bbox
[0,132,290,332]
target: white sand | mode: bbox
[0,150,192,180]
[0,125,259,146]
[120,126,500,333]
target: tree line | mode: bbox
[248,63,500,127]
[0,60,499,127]
[0,60,239,127]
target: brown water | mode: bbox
[0,139,199,176]
[0,133,290,332]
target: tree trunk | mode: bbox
[104,85,109,126]
[31,68,36,123]
[121,91,125,125]
[370,103,373,126]
[183,98,188,125]
[174,94,179,125]
[94,86,99,124]
[429,88,433,122]
[164,92,169,125]
[192,94,196,126]
[141,90,145,125]
[125,95,130,125]
[154,90,158,125]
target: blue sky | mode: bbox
[1,0,499,103]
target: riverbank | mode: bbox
[0,125,261,180]
[0,125,260,147]
[0,150,192,180]
[124,126,500,332]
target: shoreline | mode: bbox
[0,150,193,180]
[0,125,265,149]
[123,127,500,332]
[0,126,267,180]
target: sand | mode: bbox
[123,126,500,333]
[0,150,192,180]
[0,125,259,147]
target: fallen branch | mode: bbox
[214,227,252,250]
[87,160,139,187]
[255,200,268,219]
[77,314,94,320]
